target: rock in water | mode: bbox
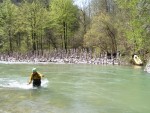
[144,61,150,73]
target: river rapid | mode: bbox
[0,64,150,113]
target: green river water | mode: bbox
[0,64,150,113]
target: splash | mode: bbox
[144,61,150,73]
[0,78,49,89]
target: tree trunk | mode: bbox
[32,30,36,53]
[8,29,13,54]
[106,25,117,55]
[63,21,67,53]
[16,32,21,50]
[40,33,43,55]
[26,34,30,51]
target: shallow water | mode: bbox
[0,64,150,113]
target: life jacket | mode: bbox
[31,72,41,80]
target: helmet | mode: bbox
[32,68,37,72]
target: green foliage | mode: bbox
[0,0,148,60]
[84,12,117,53]
[50,0,79,49]
[115,0,149,55]
[0,0,80,53]
[0,0,18,52]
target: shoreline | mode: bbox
[0,61,55,64]
[0,50,128,65]
[0,57,125,65]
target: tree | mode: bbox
[19,0,49,53]
[83,0,118,56]
[0,0,18,54]
[84,12,117,55]
[138,0,150,57]
[91,0,115,15]
[50,0,78,52]
[114,0,150,58]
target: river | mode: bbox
[0,64,150,113]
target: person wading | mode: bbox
[28,68,44,87]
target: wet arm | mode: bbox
[39,73,44,78]
[28,74,33,84]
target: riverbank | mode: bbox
[0,55,128,65]
[0,49,128,65]
[0,58,122,65]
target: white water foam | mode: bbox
[0,78,49,89]
[144,62,150,73]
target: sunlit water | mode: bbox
[0,64,150,113]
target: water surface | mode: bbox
[0,64,150,113]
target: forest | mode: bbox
[0,0,149,63]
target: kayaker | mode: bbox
[28,68,44,87]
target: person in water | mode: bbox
[28,68,44,87]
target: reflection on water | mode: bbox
[0,64,150,113]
